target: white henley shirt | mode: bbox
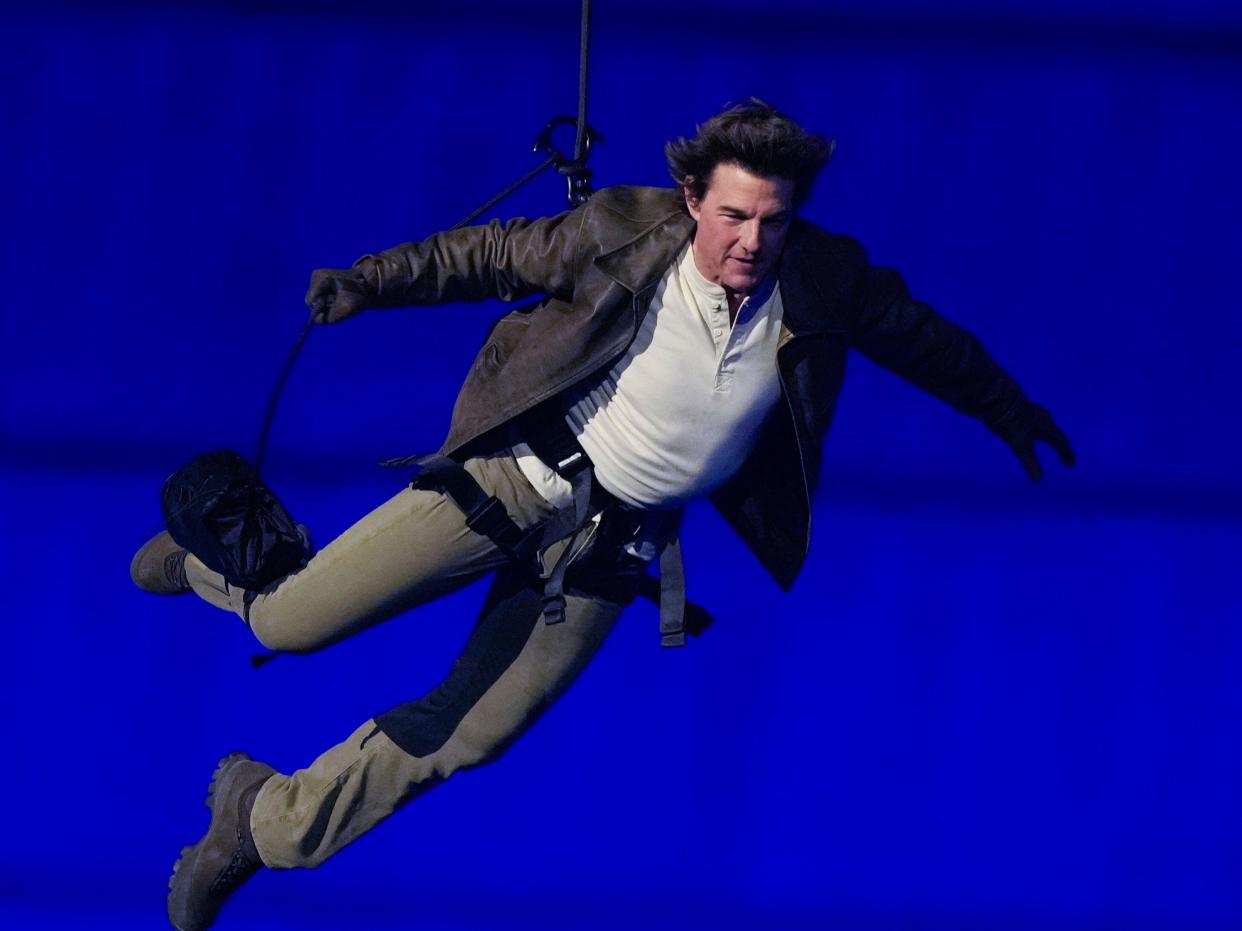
[516,243,784,510]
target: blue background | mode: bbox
[2,1,1240,928]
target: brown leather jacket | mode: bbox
[355,186,1027,589]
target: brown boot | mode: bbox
[167,752,276,931]
[130,531,191,594]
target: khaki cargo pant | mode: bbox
[185,450,624,868]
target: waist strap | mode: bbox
[522,411,627,517]
[522,410,592,481]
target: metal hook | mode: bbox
[533,115,605,207]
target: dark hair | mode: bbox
[665,98,835,208]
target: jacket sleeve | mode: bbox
[847,260,1027,427]
[350,205,589,308]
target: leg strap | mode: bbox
[408,453,587,627]
[407,455,543,565]
[541,516,600,625]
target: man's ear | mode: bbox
[683,180,701,220]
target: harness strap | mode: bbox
[407,453,595,628]
[637,571,714,639]
[657,536,687,647]
[541,518,599,625]
[408,454,544,563]
[408,444,713,644]
[521,407,593,481]
[520,410,707,645]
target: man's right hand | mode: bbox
[305,267,370,324]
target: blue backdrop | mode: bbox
[2,1,1240,928]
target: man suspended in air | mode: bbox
[132,99,1074,931]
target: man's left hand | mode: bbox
[992,401,1076,482]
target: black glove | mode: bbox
[990,401,1076,482]
[304,266,370,324]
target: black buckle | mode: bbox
[542,593,567,625]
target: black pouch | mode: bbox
[160,449,311,591]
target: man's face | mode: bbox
[685,162,795,297]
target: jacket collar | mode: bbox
[594,205,694,295]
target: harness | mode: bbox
[381,408,714,647]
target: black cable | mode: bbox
[253,0,594,473]
[574,0,591,163]
[253,153,564,474]
[253,313,316,476]
[448,154,558,232]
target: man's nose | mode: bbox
[740,220,761,253]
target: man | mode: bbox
[134,100,1073,930]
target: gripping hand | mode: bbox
[305,266,370,324]
[991,401,1076,482]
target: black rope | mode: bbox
[448,154,558,232]
[253,151,564,473]
[574,0,591,163]
[254,313,315,475]
[251,0,594,475]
